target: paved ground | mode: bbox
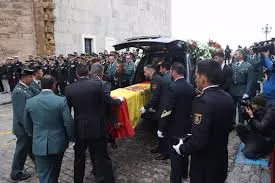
[0,100,271,183]
[0,93,11,105]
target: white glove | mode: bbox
[242,94,249,99]
[140,107,146,114]
[173,139,184,155]
[117,96,124,102]
[157,130,164,138]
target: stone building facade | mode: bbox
[0,0,171,60]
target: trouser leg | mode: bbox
[90,138,115,183]
[74,139,87,183]
[169,138,189,183]
[10,135,33,178]
[2,79,10,92]
[36,154,64,183]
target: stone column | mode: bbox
[33,0,55,56]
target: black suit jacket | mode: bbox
[220,64,233,92]
[145,73,169,114]
[159,78,195,137]
[65,78,120,139]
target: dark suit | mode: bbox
[24,90,74,183]
[145,73,169,156]
[65,77,118,183]
[10,83,35,179]
[220,64,233,92]
[179,87,234,183]
[159,78,195,183]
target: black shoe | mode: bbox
[111,142,118,149]
[11,172,31,182]
[150,148,161,154]
[155,155,169,160]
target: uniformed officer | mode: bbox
[56,58,68,95]
[159,62,172,84]
[158,62,195,182]
[229,49,254,124]
[6,58,17,92]
[173,60,234,183]
[29,64,43,96]
[10,68,35,181]
[24,75,74,183]
[67,58,78,84]
[111,62,130,90]
[124,54,136,83]
[106,54,117,80]
[140,65,170,160]
[247,48,262,97]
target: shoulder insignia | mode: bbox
[161,110,172,118]
[194,113,202,125]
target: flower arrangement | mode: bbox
[186,40,223,63]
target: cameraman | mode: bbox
[262,51,275,105]
[236,95,275,159]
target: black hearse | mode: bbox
[113,36,193,84]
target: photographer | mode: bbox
[236,95,275,159]
[262,50,275,105]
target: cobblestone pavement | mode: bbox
[0,93,11,105]
[0,103,271,183]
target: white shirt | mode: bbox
[174,76,184,82]
[41,89,52,92]
[202,85,219,92]
[19,81,28,88]
[221,63,225,70]
[33,79,39,85]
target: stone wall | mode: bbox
[54,0,172,55]
[33,0,55,56]
[0,0,37,60]
[0,0,56,60]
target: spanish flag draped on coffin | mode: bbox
[110,82,151,138]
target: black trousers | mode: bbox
[10,135,35,178]
[36,153,63,183]
[169,138,189,183]
[232,96,244,124]
[236,123,273,159]
[74,137,115,183]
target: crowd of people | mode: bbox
[3,44,275,183]
[0,50,139,95]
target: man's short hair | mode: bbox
[90,64,104,77]
[144,64,155,70]
[41,75,55,89]
[76,65,89,77]
[212,50,224,58]
[160,62,171,70]
[170,62,185,75]
[196,59,222,85]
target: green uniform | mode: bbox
[24,90,74,183]
[124,61,135,83]
[29,80,41,97]
[10,82,34,179]
[107,62,117,79]
[229,61,254,97]
[229,61,254,124]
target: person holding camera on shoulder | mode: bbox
[236,94,275,159]
[262,50,275,105]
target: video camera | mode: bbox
[251,38,275,55]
